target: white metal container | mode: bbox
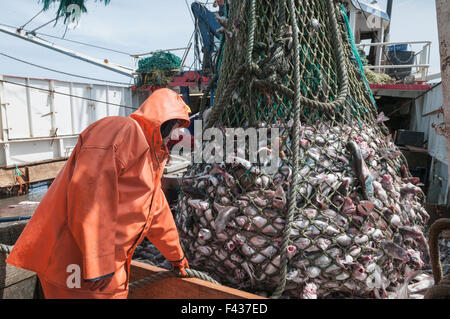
[0,75,136,167]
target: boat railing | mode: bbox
[356,41,432,82]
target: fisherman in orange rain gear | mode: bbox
[6,88,191,299]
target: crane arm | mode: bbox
[0,24,134,78]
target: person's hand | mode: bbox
[84,274,113,292]
[171,257,189,277]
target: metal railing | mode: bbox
[357,41,432,82]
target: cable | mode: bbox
[185,0,196,25]
[0,79,137,111]
[36,32,132,56]
[0,22,132,56]
[0,51,131,86]
[19,9,44,30]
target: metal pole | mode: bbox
[435,0,450,185]
[386,0,393,18]
[0,25,134,77]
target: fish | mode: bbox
[187,199,210,210]
[198,228,212,241]
[381,240,410,263]
[376,112,390,123]
[249,235,268,248]
[336,234,352,246]
[342,198,356,215]
[272,185,287,209]
[241,261,256,286]
[293,238,311,250]
[213,202,239,233]
[372,180,388,202]
[286,245,297,259]
[357,200,374,216]
[299,138,311,149]
[175,119,430,299]
[228,154,252,170]
[197,246,213,256]
[252,216,268,228]
[301,282,318,299]
[347,141,374,200]
[380,174,395,192]
[306,266,321,279]
[400,183,424,197]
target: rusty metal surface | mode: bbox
[435,0,450,184]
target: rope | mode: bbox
[0,21,131,56]
[175,0,423,299]
[247,0,257,69]
[19,9,45,30]
[270,0,299,299]
[128,267,220,292]
[207,0,350,129]
[0,52,131,86]
[0,243,13,254]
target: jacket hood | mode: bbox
[130,88,190,159]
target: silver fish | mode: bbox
[261,245,277,258]
[197,246,213,256]
[294,238,311,250]
[287,245,297,259]
[198,228,212,241]
[262,225,278,236]
[314,254,332,267]
[252,216,268,228]
[188,199,210,210]
[249,235,268,248]
[316,238,332,251]
[241,243,255,256]
[204,209,214,222]
[381,240,410,262]
[235,216,248,227]
[336,234,352,246]
[306,266,321,279]
[214,202,239,233]
[217,185,227,196]
[221,197,231,205]
[272,185,287,209]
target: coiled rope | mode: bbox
[0,242,220,292]
[128,262,220,292]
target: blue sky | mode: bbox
[0,0,441,86]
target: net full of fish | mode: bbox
[174,0,430,299]
[175,121,430,299]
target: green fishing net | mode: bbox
[135,52,182,88]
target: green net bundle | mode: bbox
[175,0,429,299]
[364,67,393,84]
[136,52,182,73]
[135,52,181,87]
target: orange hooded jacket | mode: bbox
[6,88,190,298]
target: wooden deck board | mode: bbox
[128,261,265,299]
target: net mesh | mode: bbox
[175,0,429,299]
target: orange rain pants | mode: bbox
[7,88,191,299]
